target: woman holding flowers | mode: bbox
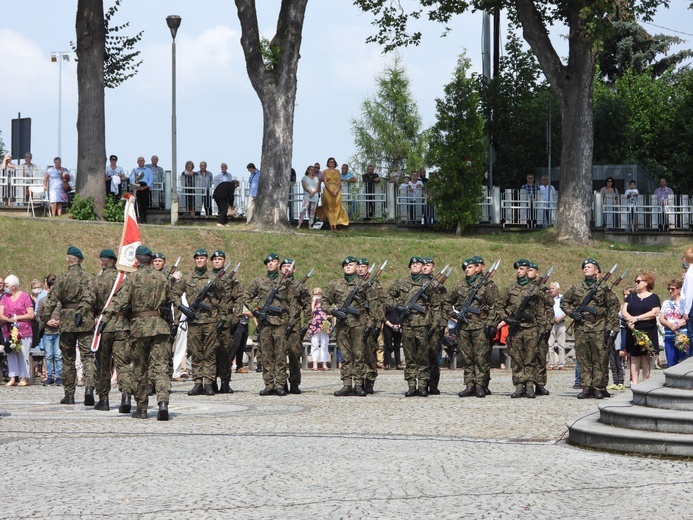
[659,278,690,367]
[0,275,34,386]
[622,272,661,385]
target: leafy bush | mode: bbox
[68,194,97,221]
[103,196,125,222]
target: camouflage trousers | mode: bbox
[457,327,489,386]
[402,325,430,386]
[535,334,549,386]
[187,322,217,384]
[216,322,237,383]
[335,323,367,386]
[575,328,609,390]
[508,327,542,386]
[131,334,171,410]
[258,324,288,388]
[286,330,302,386]
[59,331,95,397]
[95,330,132,397]
[364,328,380,384]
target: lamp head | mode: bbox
[166,15,182,39]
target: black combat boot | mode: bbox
[157,401,169,421]
[132,407,148,419]
[599,388,611,398]
[525,382,536,398]
[219,381,233,394]
[274,386,287,396]
[577,387,593,399]
[428,385,440,395]
[259,386,275,396]
[483,386,492,395]
[187,383,204,396]
[363,381,374,394]
[405,381,418,397]
[212,380,219,393]
[60,395,75,405]
[94,397,110,411]
[353,385,367,397]
[510,384,526,398]
[475,385,486,398]
[203,384,215,396]
[593,387,604,400]
[458,384,476,397]
[84,386,95,406]
[418,386,429,397]
[119,393,131,413]
[289,384,302,395]
[334,385,354,396]
[535,384,550,396]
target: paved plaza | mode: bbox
[1,367,692,519]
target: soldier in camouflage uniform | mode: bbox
[40,246,97,405]
[527,262,553,396]
[422,257,446,395]
[496,259,551,398]
[359,258,383,395]
[102,246,173,420]
[243,253,295,396]
[560,259,619,399]
[449,257,498,398]
[387,257,442,397]
[472,257,500,395]
[283,259,312,395]
[173,249,225,396]
[324,256,370,397]
[93,249,133,413]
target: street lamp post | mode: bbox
[50,51,71,158]
[167,15,182,226]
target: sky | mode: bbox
[1,1,691,184]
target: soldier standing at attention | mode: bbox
[93,249,132,412]
[173,249,224,396]
[527,262,552,396]
[422,257,446,395]
[388,257,442,397]
[283,259,312,395]
[324,256,370,397]
[471,256,499,395]
[496,259,550,398]
[450,257,498,398]
[102,246,173,420]
[561,259,620,399]
[244,253,295,396]
[41,246,97,406]
[359,258,383,395]
[211,250,241,394]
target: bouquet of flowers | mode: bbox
[7,317,22,353]
[62,171,71,192]
[632,329,654,356]
[675,332,690,353]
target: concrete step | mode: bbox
[663,357,693,390]
[631,380,693,411]
[568,412,693,457]
[598,397,693,434]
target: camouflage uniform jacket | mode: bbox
[41,263,96,333]
[363,278,384,328]
[243,274,295,327]
[560,281,619,333]
[324,276,371,328]
[215,271,244,327]
[104,264,172,337]
[386,276,442,327]
[95,266,129,333]
[172,268,225,324]
[287,278,312,329]
[496,280,551,331]
[448,277,499,330]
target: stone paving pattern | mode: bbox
[1,367,692,518]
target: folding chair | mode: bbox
[27,186,49,217]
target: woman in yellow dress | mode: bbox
[316,157,349,231]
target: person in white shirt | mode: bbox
[547,282,566,370]
[623,180,639,232]
[105,155,125,196]
[538,175,557,226]
[653,177,675,231]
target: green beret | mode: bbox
[211,250,226,259]
[462,257,478,269]
[264,252,279,265]
[99,249,117,260]
[473,255,485,265]
[409,256,424,267]
[528,262,539,270]
[152,252,166,260]
[342,256,357,267]
[193,248,208,258]
[422,257,435,265]
[582,258,600,271]
[280,258,293,267]
[66,246,83,259]
[513,259,531,269]
[135,245,153,257]
[357,258,369,266]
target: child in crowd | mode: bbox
[307,288,332,371]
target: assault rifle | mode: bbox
[505,266,553,333]
[330,264,374,322]
[178,262,240,322]
[253,261,294,325]
[166,256,181,280]
[395,265,452,323]
[453,259,500,329]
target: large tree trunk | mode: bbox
[515,0,595,244]
[235,0,308,231]
[75,0,106,218]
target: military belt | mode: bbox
[132,310,160,318]
[62,303,79,309]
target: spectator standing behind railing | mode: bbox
[180,161,197,216]
[538,175,557,226]
[654,177,674,231]
[362,164,380,220]
[2,154,16,205]
[213,163,235,227]
[146,155,165,209]
[43,157,69,216]
[20,152,39,203]
[297,165,319,229]
[521,173,539,228]
[340,163,357,218]
[624,180,639,232]
[246,162,260,223]
[197,161,214,217]
[105,155,125,197]
[409,171,424,223]
[599,177,619,231]
[129,157,152,223]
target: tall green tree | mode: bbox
[351,56,428,177]
[354,0,667,244]
[427,54,486,236]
